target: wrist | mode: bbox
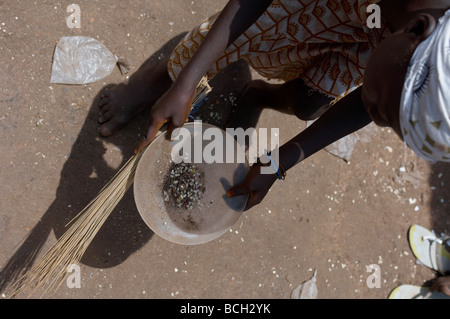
[256,151,286,180]
[174,68,202,93]
[279,141,306,171]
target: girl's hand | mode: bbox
[227,162,278,211]
[134,0,274,154]
[135,83,195,154]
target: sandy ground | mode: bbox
[0,1,449,300]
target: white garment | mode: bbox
[400,9,450,162]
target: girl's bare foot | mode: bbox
[98,60,172,136]
[226,78,333,130]
[225,80,267,130]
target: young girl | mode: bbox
[97,0,450,212]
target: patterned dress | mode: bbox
[167,0,388,102]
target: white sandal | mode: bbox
[408,224,450,274]
[388,225,450,299]
[388,284,450,299]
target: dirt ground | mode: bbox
[0,1,449,300]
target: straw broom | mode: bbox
[4,77,211,298]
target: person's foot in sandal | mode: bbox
[408,224,450,274]
[389,284,450,299]
[432,276,450,297]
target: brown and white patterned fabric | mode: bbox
[400,9,450,163]
[167,0,388,103]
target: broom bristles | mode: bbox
[4,78,211,298]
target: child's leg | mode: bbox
[97,57,172,137]
[227,77,334,130]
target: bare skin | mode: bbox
[97,0,450,211]
[432,276,450,296]
[230,0,450,210]
[225,78,333,131]
[98,58,172,137]
[362,1,450,138]
[97,0,450,141]
[98,60,332,138]
[98,0,273,142]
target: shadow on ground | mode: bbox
[428,162,450,235]
[0,32,252,294]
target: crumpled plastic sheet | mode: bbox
[291,270,318,299]
[393,162,424,189]
[307,121,379,162]
[50,36,129,85]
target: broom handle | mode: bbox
[135,76,211,154]
[135,122,169,155]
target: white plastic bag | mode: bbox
[50,36,129,85]
[306,120,378,162]
[291,270,318,299]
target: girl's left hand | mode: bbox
[227,162,278,211]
